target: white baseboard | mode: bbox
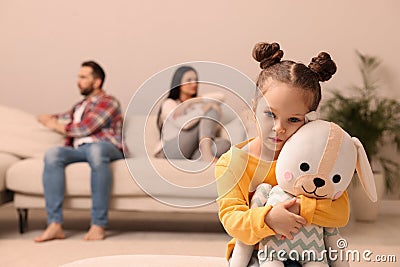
[380,200,400,215]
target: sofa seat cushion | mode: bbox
[0,152,20,191]
[6,158,143,197]
[6,157,219,202]
[126,157,218,200]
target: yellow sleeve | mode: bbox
[299,191,349,227]
[215,154,275,245]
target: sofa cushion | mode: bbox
[6,156,218,203]
[0,152,20,191]
[6,158,144,197]
[126,157,218,205]
[0,105,64,158]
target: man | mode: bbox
[35,61,123,242]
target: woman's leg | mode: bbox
[214,137,231,157]
[191,137,231,160]
[197,108,230,161]
[160,108,230,161]
[160,125,200,159]
[198,108,219,140]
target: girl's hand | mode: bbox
[264,198,306,240]
[287,197,301,215]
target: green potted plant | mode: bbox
[321,51,400,221]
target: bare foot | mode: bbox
[199,138,217,163]
[201,154,218,163]
[84,225,105,241]
[34,222,65,242]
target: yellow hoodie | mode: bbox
[215,140,349,260]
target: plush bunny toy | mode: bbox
[230,120,377,267]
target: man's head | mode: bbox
[78,61,106,96]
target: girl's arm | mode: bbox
[216,153,306,245]
[217,185,274,245]
[299,192,350,227]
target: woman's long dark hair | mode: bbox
[167,66,198,99]
[157,66,198,131]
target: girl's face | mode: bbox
[255,79,310,159]
[179,70,198,100]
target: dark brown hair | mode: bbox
[252,42,337,111]
[81,61,106,89]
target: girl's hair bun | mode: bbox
[308,52,337,82]
[252,42,284,69]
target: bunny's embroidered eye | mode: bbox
[300,162,310,172]
[332,174,341,183]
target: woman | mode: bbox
[155,66,230,162]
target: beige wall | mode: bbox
[1,0,399,114]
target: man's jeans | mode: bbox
[43,142,124,226]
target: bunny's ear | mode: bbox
[352,137,378,202]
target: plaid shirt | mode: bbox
[54,91,123,150]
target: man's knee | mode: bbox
[86,143,111,167]
[44,147,65,165]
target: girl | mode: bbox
[155,66,231,162]
[216,42,349,266]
